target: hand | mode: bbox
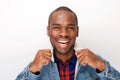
[29,49,52,73]
[76,48,106,72]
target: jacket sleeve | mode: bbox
[15,64,40,80]
[97,56,120,80]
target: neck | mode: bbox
[54,49,75,63]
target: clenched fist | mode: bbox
[76,48,106,72]
[29,49,52,73]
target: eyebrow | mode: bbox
[50,23,77,28]
[52,24,60,26]
[68,24,76,26]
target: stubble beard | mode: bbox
[53,44,75,55]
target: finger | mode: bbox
[41,50,52,57]
[43,54,52,60]
[43,50,52,58]
[76,48,87,54]
[44,49,52,55]
[80,56,88,66]
[76,49,86,58]
[81,61,87,66]
[42,59,50,65]
[77,53,86,62]
[42,54,51,65]
[76,49,85,54]
[77,52,88,66]
[44,49,51,53]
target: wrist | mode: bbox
[30,70,40,75]
[97,60,106,72]
[29,63,41,74]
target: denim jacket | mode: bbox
[16,56,120,80]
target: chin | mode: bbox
[55,47,74,55]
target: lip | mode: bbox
[58,40,69,44]
[57,40,70,49]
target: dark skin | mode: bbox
[47,10,78,63]
[29,10,106,74]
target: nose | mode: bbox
[59,28,69,37]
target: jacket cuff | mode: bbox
[97,60,111,76]
[22,63,40,80]
[97,60,120,79]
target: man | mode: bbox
[16,6,120,80]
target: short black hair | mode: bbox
[48,6,78,25]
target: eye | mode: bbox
[67,25,76,30]
[52,25,60,30]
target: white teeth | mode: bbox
[58,40,68,43]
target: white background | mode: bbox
[0,0,120,80]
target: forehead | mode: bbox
[51,10,75,19]
[53,9,74,15]
[49,10,76,24]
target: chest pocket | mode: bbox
[76,65,100,80]
[76,74,100,80]
[85,77,101,80]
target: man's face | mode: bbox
[47,10,78,55]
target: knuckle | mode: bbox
[85,48,89,51]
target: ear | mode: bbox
[47,26,50,36]
[76,26,79,37]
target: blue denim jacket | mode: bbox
[16,57,120,80]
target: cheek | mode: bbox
[70,32,78,38]
[49,31,58,42]
[50,31,59,38]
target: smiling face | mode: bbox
[47,10,78,55]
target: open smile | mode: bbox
[57,39,70,49]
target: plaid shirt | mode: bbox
[54,52,77,80]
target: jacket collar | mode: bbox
[50,49,81,79]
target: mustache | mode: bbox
[58,35,71,39]
[57,36,71,40]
